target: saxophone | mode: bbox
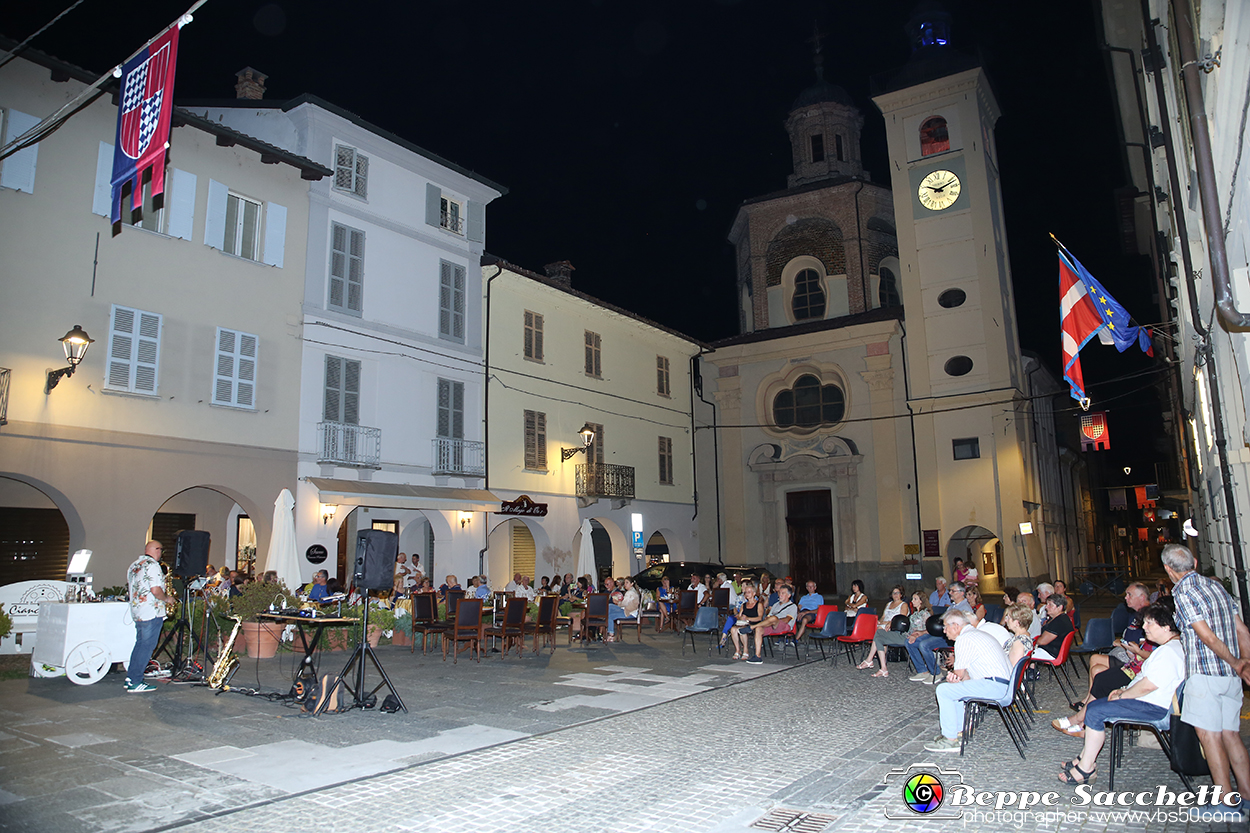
[163,568,180,619]
[208,615,242,690]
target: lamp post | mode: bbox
[561,422,597,462]
[45,325,94,393]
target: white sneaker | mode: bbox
[909,672,930,682]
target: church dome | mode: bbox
[792,80,855,111]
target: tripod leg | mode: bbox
[362,644,408,713]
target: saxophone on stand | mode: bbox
[208,615,242,690]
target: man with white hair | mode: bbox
[1163,544,1250,819]
[929,576,950,608]
[1035,582,1054,612]
[924,608,1012,752]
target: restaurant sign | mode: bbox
[498,495,548,517]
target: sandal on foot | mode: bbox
[856,660,874,670]
[732,652,742,660]
[1058,763,1096,785]
[871,669,889,677]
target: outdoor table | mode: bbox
[255,613,357,679]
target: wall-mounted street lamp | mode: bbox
[459,511,473,528]
[321,503,337,525]
[561,422,597,462]
[45,325,94,393]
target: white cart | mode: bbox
[31,602,137,685]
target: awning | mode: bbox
[308,478,500,513]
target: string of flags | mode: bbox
[1056,234,1154,409]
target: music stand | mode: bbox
[154,576,215,681]
[320,601,407,715]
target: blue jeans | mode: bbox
[607,605,633,634]
[906,634,949,674]
[127,616,163,686]
[1084,696,1169,732]
[938,677,1009,738]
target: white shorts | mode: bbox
[1181,674,1244,733]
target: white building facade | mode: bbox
[483,260,704,586]
[0,52,325,585]
[188,80,505,588]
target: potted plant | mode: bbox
[365,601,397,648]
[229,579,291,658]
[0,604,11,642]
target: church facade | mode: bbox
[699,15,1072,598]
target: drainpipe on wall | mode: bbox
[481,262,503,586]
[692,350,723,564]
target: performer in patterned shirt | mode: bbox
[125,541,171,693]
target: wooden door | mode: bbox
[785,490,836,594]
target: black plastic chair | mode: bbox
[960,652,1033,760]
[1069,617,1114,674]
[683,606,720,655]
[807,611,847,661]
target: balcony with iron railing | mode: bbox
[317,421,381,468]
[576,463,635,500]
[440,209,464,235]
[431,438,485,476]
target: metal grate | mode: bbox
[750,809,838,833]
[575,462,635,499]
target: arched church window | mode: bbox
[773,375,845,429]
[835,135,845,162]
[920,116,950,156]
[791,268,826,320]
[878,267,901,308]
[810,134,825,163]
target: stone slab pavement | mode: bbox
[1,627,1247,833]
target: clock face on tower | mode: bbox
[917,169,962,211]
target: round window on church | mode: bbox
[938,288,966,308]
[944,356,974,377]
[773,374,845,429]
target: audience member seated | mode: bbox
[729,581,765,660]
[1052,582,1153,735]
[515,576,536,601]
[924,608,1013,752]
[1053,580,1077,616]
[1001,586,1020,608]
[794,580,826,641]
[859,590,928,677]
[1058,603,1185,784]
[1002,603,1035,666]
[437,575,461,604]
[688,573,708,605]
[965,586,987,624]
[306,570,330,601]
[908,581,971,682]
[564,576,590,638]
[605,577,640,641]
[746,584,798,664]
[326,577,344,596]
[1018,591,1043,638]
[473,576,492,599]
[844,580,869,622]
[930,577,951,608]
[655,576,675,630]
[1034,594,1074,661]
[505,573,522,592]
[1035,582,1055,612]
[1150,578,1172,603]
[953,558,971,585]
[262,570,279,584]
[758,572,774,606]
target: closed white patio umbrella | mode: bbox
[263,488,301,591]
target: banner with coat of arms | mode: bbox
[110,24,180,234]
[1079,411,1111,451]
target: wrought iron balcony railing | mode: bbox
[440,209,464,234]
[575,463,635,500]
[317,421,381,468]
[432,438,485,476]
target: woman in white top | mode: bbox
[1058,603,1186,785]
[857,589,923,677]
[844,580,869,623]
[605,577,640,642]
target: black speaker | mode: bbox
[175,530,210,577]
[354,530,398,591]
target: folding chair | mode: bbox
[835,608,877,666]
[1032,630,1078,701]
[807,611,847,661]
[683,606,720,655]
[1069,618,1113,674]
[960,652,1033,760]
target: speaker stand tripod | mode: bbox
[319,603,407,715]
[154,583,215,681]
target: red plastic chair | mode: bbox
[812,604,838,629]
[835,607,878,666]
[1031,629,1077,700]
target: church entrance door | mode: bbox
[786,490,836,594]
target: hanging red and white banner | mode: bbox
[1079,411,1111,451]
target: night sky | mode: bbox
[5,0,1167,476]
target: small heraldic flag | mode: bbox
[1057,239,1153,406]
[110,24,180,234]
[1079,411,1111,452]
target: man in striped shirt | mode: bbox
[925,608,1011,752]
[1164,544,1250,816]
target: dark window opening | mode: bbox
[878,267,901,308]
[938,288,967,308]
[920,116,950,156]
[944,355,974,377]
[835,134,845,162]
[953,437,980,460]
[791,268,826,320]
[773,374,845,428]
[810,134,825,163]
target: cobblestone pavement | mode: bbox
[2,632,1247,833]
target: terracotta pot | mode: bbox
[367,625,383,648]
[391,628,411,647]
[240,621,280,659]
[326,629,348,651]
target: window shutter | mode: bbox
[329,224,346,309]
[213,328,258,408]
[347,228,364,312]
[343,359,360,424]
[334,145,355,191]
[1,109,39,193]
[425,183,441,226]
[214,328,236,405]
[453,264,466,340]
[524,311,533,358]
[452,380,464,438]
[438,261,465,342]
[354,152,368,198]
[323,355,342,421]
[92,141,113,216]
[133,311,161,393]
[166,168,196,240]
[329,223,364,314]
[107,306,136,390]
[262,201,287,267]
[467,200,484,243]
[236,333,257,406]
[534,314,543,360]
[659,437,668,484]
[524,410,547,469]
[205,179,228,250]
[437,379,450,437]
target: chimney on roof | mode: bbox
[544,260,575,286]
[235,67,268,100]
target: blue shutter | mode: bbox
[1,110,40,193]
[262,201,287,267]
[467,200,484,243]
[167,169,196,241]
